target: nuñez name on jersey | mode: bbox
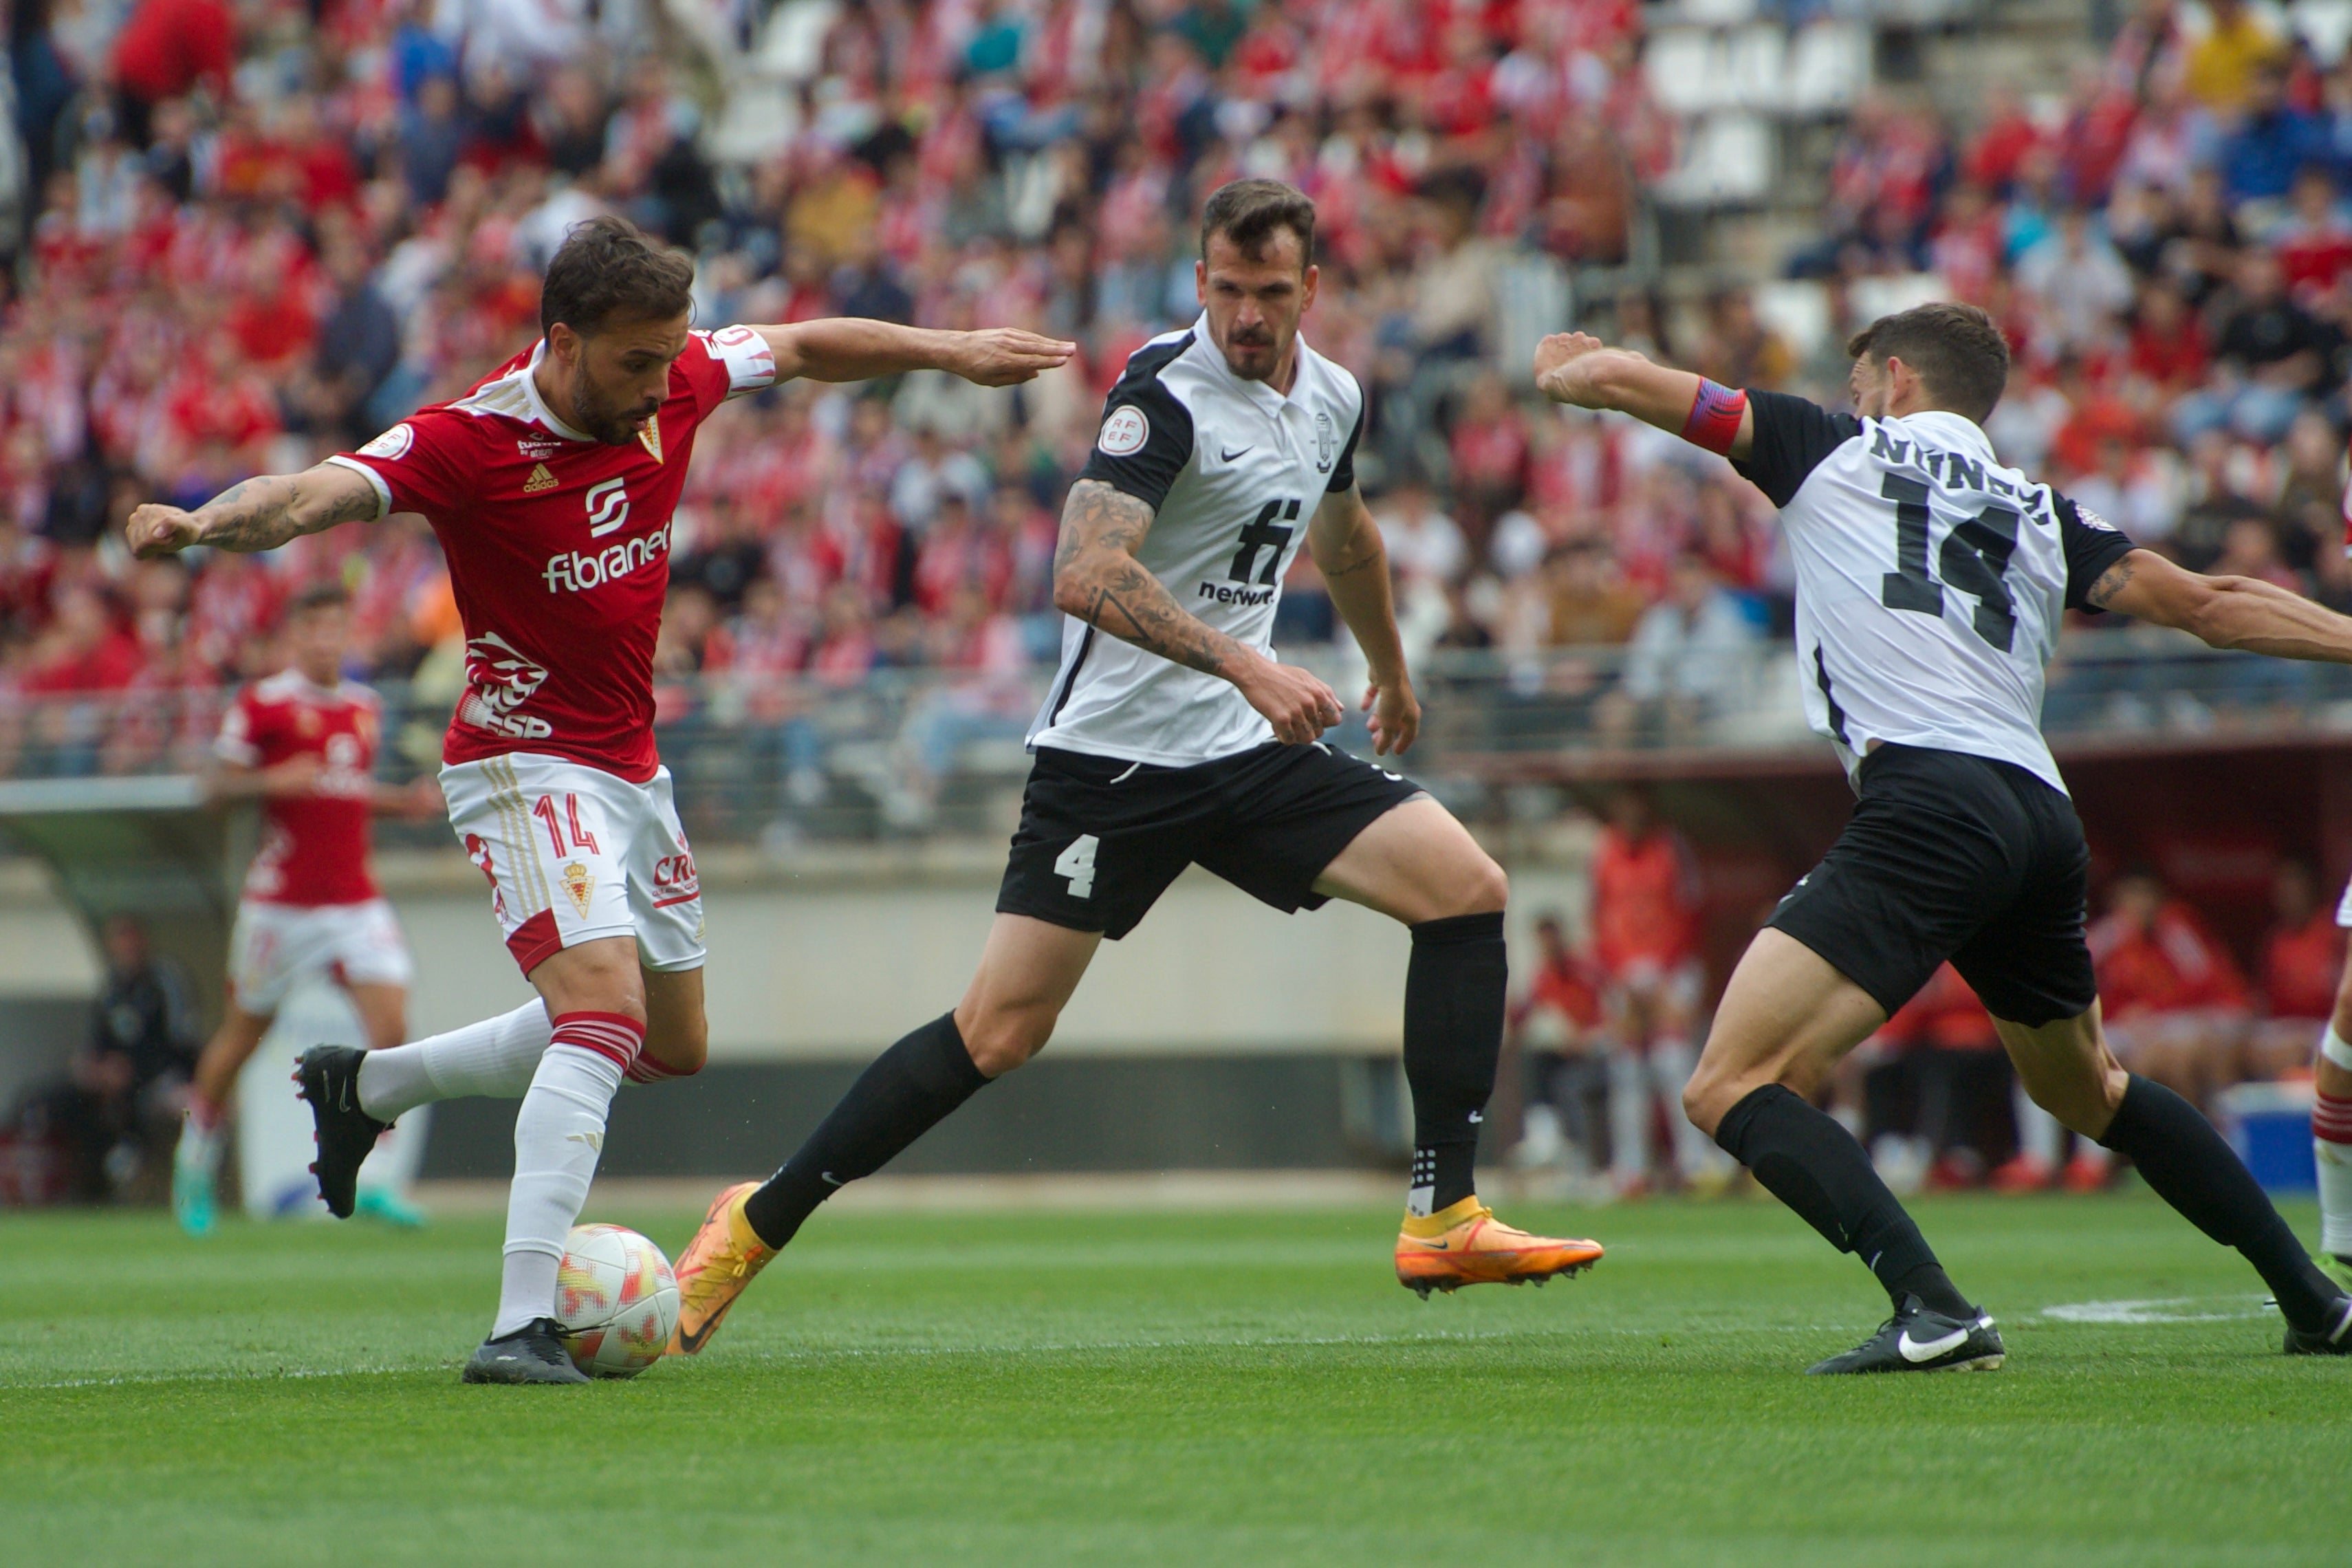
[1733,391,2134,794]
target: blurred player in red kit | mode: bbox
[170,582,439,1237]
[1507,912,1609,1177]
[129,215,1074,1382]
[1589,789,1731,1193]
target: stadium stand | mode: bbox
[8,0,2352,1186]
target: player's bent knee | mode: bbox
[1462,854,1510,915]
[961,1005,1056,1078]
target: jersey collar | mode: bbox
[1190,312,1314,411]
[517,338,598,444]
[1888,408,1994,459]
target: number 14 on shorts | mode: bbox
[531,793,600,858]
[1056,835,1099,899]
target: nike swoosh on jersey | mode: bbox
[1220,445,1253,460]
[1897,1325,1971,1362]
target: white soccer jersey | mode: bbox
[1028,316,1366,766]
[1732,395,2137,794]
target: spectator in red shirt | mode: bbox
[2247,858,2346,1076]
[2272,164,2352,300]
[1882,964,2007,1191]
[110,0,236,147]
[2090,865,2253,1113]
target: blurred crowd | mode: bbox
[6,0,2352,784]
[0,0,1725,776]
[1792,0,2352,605]
[1509,788,2347,1195]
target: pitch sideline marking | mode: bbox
[2038,1297,2270,1325]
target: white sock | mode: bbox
[2315,1085,2352,1258]
[492,1041,627,1337]
[1607,1048,1651,1182]
[358,1001,553,1121]
[174,1113,219,1176]
[2015,1082,2065,1166]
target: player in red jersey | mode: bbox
[171,582,441,1237]
[1588,789,1730,1194]
[129,216,1074,1383]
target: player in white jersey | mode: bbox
[664,181,1603,1354]
[1538,301,2352,1370]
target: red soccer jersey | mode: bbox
[2089,900,2251,1021]
[327,327,777,781]
[2263,908,2344,1023]
[1589,825,1703,977]
[217,669,382,906]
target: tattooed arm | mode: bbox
[1050,478,1344,743]
[127,464,385,559]
[1308,483,1417,755]
[2087,547,2352,662]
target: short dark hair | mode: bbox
[1200,179,1316,270]
[1845,302,2010,424]
[540,215,696,338]
[288,581,349,616]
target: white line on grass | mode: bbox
[2038,1297,2272,1325]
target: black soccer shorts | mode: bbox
[1765,743,2098,1027]
[996,741,1428,939]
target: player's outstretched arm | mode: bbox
[1052,478,1343,743]
[127,464,382,558]
[1309,483,1417,755]
[2089,548,2352,662]
[1532,331,1756,461]
[204,755,320,803]
[756,320,1076,387]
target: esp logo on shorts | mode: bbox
[585,476,631,538]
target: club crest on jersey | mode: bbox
[1098,405,1149,456]
[637,413,663,464]
[561,862,596,916]
[1315,411,1335,473]
[455,632,552,739]
[585,476,630,537]
[523,463,557,494]
[359,423,413,460]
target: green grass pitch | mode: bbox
[3,1192,2347,1566]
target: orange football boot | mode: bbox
[1395,1195,1603,1298]
[666,1181,774,1355]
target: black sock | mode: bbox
[741,1012,989,1248]
[2098,1074,2344,1333]
[1716,1084,1973,1318]
[1402,912,1506,1215]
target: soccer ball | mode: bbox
[553,1223,679,1378]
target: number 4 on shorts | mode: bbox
[1055,834,1100,899]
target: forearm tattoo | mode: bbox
[1055,479,1240,677]
[197,471,377,551]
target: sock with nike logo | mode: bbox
[2098,1072,2344,1333]
[492,1017,636,1337]
[1402,913,1507,1217]
[1715,1083,1974,1319]
[742,1012,990,1249]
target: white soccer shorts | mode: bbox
[439,752,706,977]
[229,897,415,1015]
